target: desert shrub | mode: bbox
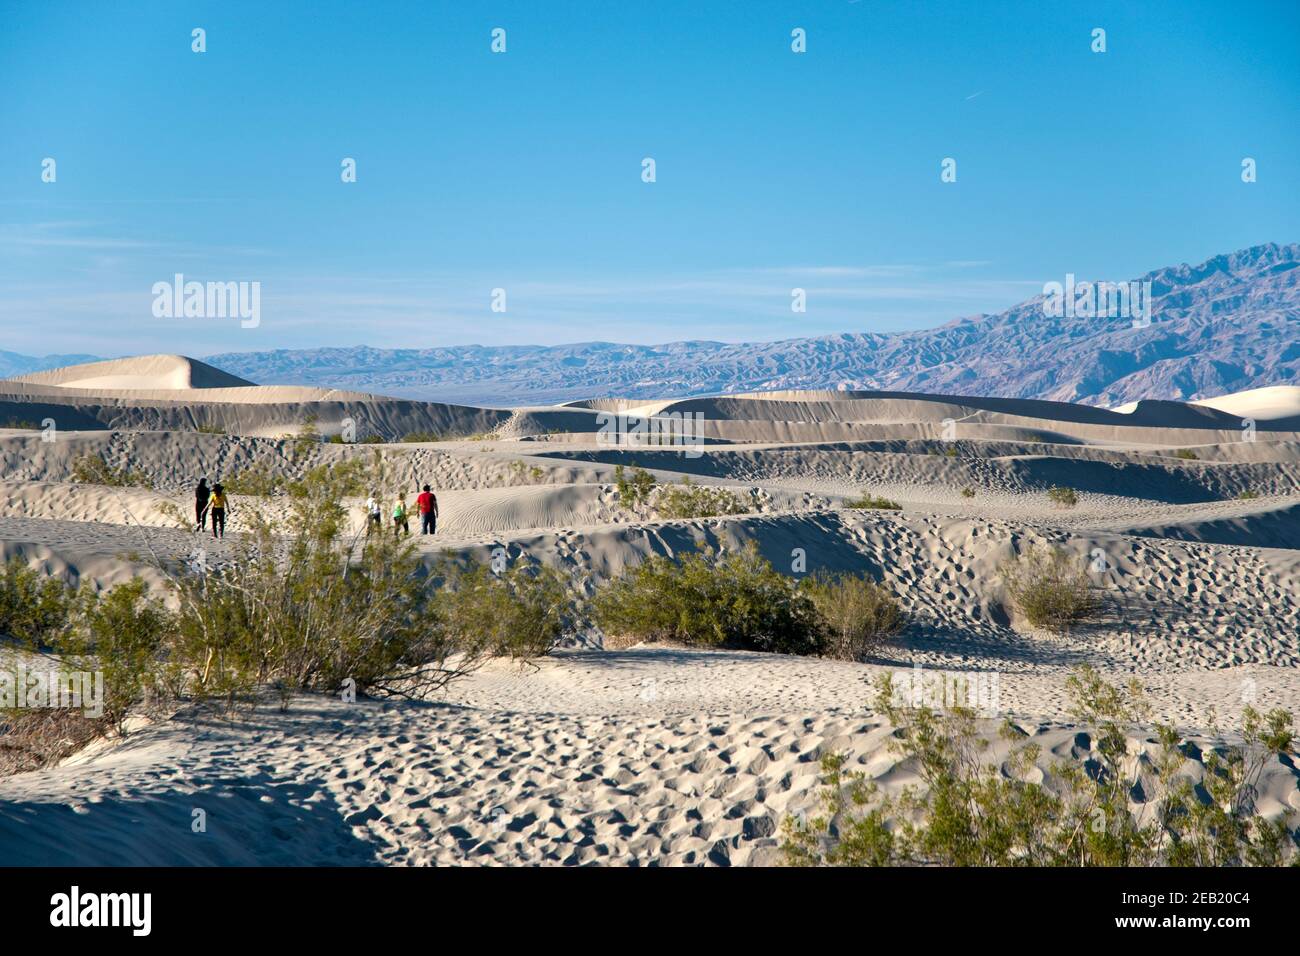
[1238,490,1260,500]
[402,431,441,443]
[614,464,657,509]
[195,423,226,435]
[0,708,104,777]
[1173,449,1198,460]
[507,460,547,484]
[842,493,902,510]
[292,458,369,501]
[961,487,976,499]
[169,498,559,705]
[999,545,1098,632]
[801,572,905,660]
[223,465,285,497]
[0,418,40,430]
[288,415,322,460]
[155,500,195,530]
[171,521,422,701]
[783,668,1297,867]
[57,579,174,732]
[430,561,573,663]
[70,453,151,489]
[655,477,748,519]
[0,559,75,646]
[591,543,820,655]
[1046,486,1079,508]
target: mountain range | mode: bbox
[6,243,1296,407]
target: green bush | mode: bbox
[614,464,657,509]
[0,558,75,646]
[655,476,748,519]
[591,543,821,655]
[401,431,441,443]
[169,486,562,705]
[431,561,573,663]
[1046,486,1079,508]
[783,668,1297,867]
[999,545,1098,632]
[223,465,284,497]
[58,579,173,732]
[69,453,151,489]
[801,572,905,660]
[1173,449,1198,460]
[842,493,902,510]
[961,487,976,499]
[508,460,546,483]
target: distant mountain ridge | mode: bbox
[0,351,102,380]
[7,243,1296,407]
[205,242,1298,406]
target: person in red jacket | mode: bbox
[416,484,438,535]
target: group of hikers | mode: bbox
[368,484,439,537]
[193,477,439,541]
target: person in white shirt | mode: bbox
[365,493,383,534]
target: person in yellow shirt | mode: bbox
[209,482,229,539]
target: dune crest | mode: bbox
[10,354,256,391]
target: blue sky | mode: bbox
[1,0,1297,358]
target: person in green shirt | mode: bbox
[392,493,410,538]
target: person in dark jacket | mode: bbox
[195,477,210,531]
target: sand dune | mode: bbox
[0,356,1297,866]
[11,354,255,391]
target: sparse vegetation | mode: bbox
[0,558,74,646]
[961,487,976,499]
[401,431,442,443]
[842,492,902,511]
[999,545,1099,632]
[59,578,173,732]
[614,464,657,509]
[592,543,821,655]
[0,708,104,776]
[0,418,41,431]
[801,571,905,660]
[508,460,546,484]
[1238,490,1260,500]
[290,415,321,460]
[223,465,286,497]
[69,453,152,489]
[195,423,226,435]
[1173,448,1198,460]
[1,472,568,768]
[655,476,749,519]
[1046,485,1079,508]
[592,543,905,660]
[782,669,1297,867]
[428,560,574,666]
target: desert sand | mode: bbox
[0,355,1297,865]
